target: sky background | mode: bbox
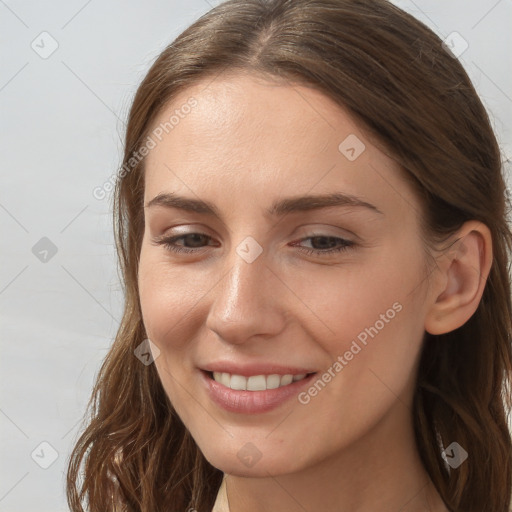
[1,1,511,510]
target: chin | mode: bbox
[200,444,305,478]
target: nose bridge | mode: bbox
[206,239,285,342]
[221,248,265,311]
[215,242,268,318]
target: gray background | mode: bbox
[1,1,511,511]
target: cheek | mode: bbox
[138,258,205,419]
[293,245,426,399]
[138,254,205,351]
[290,253,419,347]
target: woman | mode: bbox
[66,0,512,511]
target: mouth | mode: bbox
[200,369,318,414]
[204,370,316,391]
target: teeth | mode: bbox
[212,372,308,390]
[266,374,281,389]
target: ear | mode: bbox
[424,221,493,335]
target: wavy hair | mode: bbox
[66,1,512,510]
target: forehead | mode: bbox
[142,72,418,220]
[148,72,347,159]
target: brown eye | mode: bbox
[291,235,354,256]
[156,233,214,254]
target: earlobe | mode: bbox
[424,221,493,335]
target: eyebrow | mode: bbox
[145,192,384,217]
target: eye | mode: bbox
[155,232,215,254]
[154,232,354,257]
[291,234,355,256]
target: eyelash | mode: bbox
[155,232,355,257]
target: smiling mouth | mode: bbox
[205,370,317,391]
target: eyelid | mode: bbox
[294,223,358,240]
[157,221,357,238]
[155,223,356,243]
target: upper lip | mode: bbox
[201,361,317,377]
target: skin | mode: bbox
[137,72,492,512]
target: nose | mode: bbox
[205,247,287,345]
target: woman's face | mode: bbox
[138,72,436,476]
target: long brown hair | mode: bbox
[66,1,512,510]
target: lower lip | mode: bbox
[200,370,317,414]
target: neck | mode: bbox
[225,400,448,512]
